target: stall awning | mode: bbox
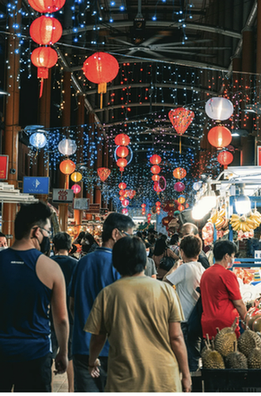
[0,182,38,203]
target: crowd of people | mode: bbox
[0,201,248,392]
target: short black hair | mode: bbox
[102,213,135,243]
[170,233,179,245]
[113,236,147,276]
[213,240,237,261]
[153,238,167,256]
[15,202,51,240]
[53,232,72,252]
[180,235,202,259]
[0,232,6,238]
[82,232,96,245]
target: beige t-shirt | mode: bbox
[84,276,185,392]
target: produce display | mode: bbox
[230,210,261,232]
[233,268,254,284]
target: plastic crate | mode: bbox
[201,369,261,392]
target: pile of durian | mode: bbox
[202,319,261,370]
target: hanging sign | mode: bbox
[53,188,73,203]
[73,198,89,210]
[0,155,8,180]
[23,176,49,194]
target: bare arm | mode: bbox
[167,248,179,261]
[169,322,191,392]
[232,299,247,322]
[69,296,75,320]
[88,334,107,378]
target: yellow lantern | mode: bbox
[178,196,185,204]
[71,172,82,182]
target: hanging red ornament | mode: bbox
[122,199,129,207]
[71,184,81,194]
[173,167,187,180]
[28,0,65,12]
[207,126,232,148]
[31,47,58,97]
[116,146,129,158]
[114,134,130,146]
[150,154,162,165]
[151,165,161,175]
[30,16,62,45]
[174,182,185,192]
[217,151,233,168]
[119,167,124,172]
[119,196,124,201]
[128,190,136,199]
[122,208,128,215]
[82,52,119,108]
[154,182,161,193]
[119,190,125,196]
[141,203,146,208]
[117,158,127,168]
[97,167,111,182]
[152,174,160,182]
[119,182,127,190]
[155,201,161,207]
[177,204,185,211]
[168,107,194,153]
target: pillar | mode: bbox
[86,112,94,205]
[256,0,261,141]
[232,56,242,166]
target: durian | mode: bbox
[248,347,261,369]
[238,329,261,357]
[214,317,238,357]
[202,339,225,369]
[253,317,261,333]
[225,341,248,369]
[201,335,213,360]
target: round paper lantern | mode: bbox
[119,196,124,201]
[155,201,161,207]
[168,107,194,135]
[71,172,82,182]
[152,175,160,182]
[151,165,161,175]
[178,196,185,204]
[150,154,162,165]
[116,158,127,168]
[58,138,77,156]
[141,203,146,208]
[59,159,76,175]
[207,126,232,148]
[71,184,81,194]
[119,182,127,190]
[114,134,130,146]
[173,167,187,179]
[153,183,161,193]
[30,16,62,45]
[128,190,136,199]
[178,204,185,211]
[119,190,125,196]
[193,181,202,191]
[116,146,129,158]
[122,199,129,207]
[217,151,234,166]
[31,47,58,78]
[205,97,233,121]
[97,167,111,182]
[122,208,128,215]
[28,0,65,12]
[29,132,47,148]
[147,213,152,218]
[174,182,185,192]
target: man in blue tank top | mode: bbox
[69,213,135,392]
[0,202,69,392]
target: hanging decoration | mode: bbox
[58,138,77,156]
[29,131,47,149]
[82,52,119,108]
[71,184,81,194]
[141,203,146,216]
[59,159,76,175]
[174,182,185,192]
[116,158,127,172]
[30,16,62,45]
[168,107,195,153]
[31,47,58,98]
[114,134,130,146]
[153,183,161,193]
[217,151,233,168]
[193,181,202,191]
[152,174,160,182]
[150,165,161,175]
[178,195,186,204]
[173,167,187,180]
[177,204,185,211]
[28,0,65,13]
[122,208,128,215]
[119,182,127,190]
[205,97,233,121]
[147,213,152,224]
[71,172,82,182]
[150,154,162,165]
[97,167,111,182]
[116,146,129,158]
[122,199,129,208]
[207,126,232,149]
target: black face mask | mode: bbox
[40,235,50,255]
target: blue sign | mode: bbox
[23,177,49,194]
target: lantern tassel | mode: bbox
[98,82,107,109]
[179,136,182,154]
[39,77,44,98]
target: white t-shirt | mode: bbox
[166,261,205,321]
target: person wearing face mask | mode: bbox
[0,201,69,392]
[144,242,157,279]
[200,240,247,340]
[0,232,8,251]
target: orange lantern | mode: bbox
[208,126,232,148]
[28,0,65,12]
[119,182,127,190]
[173,167,187,180]
[114,134,130,146]
[151,165,161,175]
[155,201,161,207]
[119,190,125,196]
[178,204,185,211]
[31,47,58,97]
[97,167,111,182]
[82,52,119,108]
[59,159,76,175]
[217,151,233,168]
[150,154,162,165]
[154,183,161,193]
[116,158,127,168]
[152,175,160,182]
[116,146,129,158]
[30,16,62,45]
[119,196,124,201]
[168,107,194,153]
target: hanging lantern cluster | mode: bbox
[141,203,146,216]
[149,154,162,193]
[115,134,131,174]
[59,138,77,191]
[168,107,194,153]
[155,201,161,215]
[82,52,119,109]
[147,213,152,224]
[29,0,64,97]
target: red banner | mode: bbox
[258,147,261,166]
[0,155,8,180]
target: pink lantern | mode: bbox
[71,184,81,194]
[122,199,129,207]
[174,182,185,192]
[122,208,128,215]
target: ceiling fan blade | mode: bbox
[159,39,213,47]
[107,36,134,47]
[141,34,163,47]
[152,48,214,57]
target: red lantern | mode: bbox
[152,174,160,182]
[178,204,185,211]
[120,167,124,172]
[30,16,62,45]
[151,165,161,175]
[147,213,152,218]
[154,183,161,193]
[122,208,128,215]
[71,184,81,194]
[122,199,129,207]
[208,126,232,148]
[217,151,233,167]
[173,167,187,179]
[119,196,124,201]
[82,52,119,108]
[155,201,161,207]
[119,190,125,196]
[156,208,161,214]
[129,190,136,199]
[119,182,127,190]
[59,159,76,175]
[141,203,146,208]
[31,47,58,97]
[168,107,194,153]
[114,134,130,146]
[116,146,129,158]
[150,154,162,165]
[174,182,185,192]
[116,158,127,168]
[97,167,111,182]
[28,0,65,12]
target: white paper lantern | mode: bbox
[29,132,47,148]
[58,138,77,156]
[205,97,233,121]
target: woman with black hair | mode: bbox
[152,238,179,280]
[80,232,99,257]
[84,236,191,392]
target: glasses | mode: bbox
[39,227,52,238]
[117,229,131,237]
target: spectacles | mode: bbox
[117,229,131,237]
[39,227,52,238]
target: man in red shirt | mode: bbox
[200,240,247,339]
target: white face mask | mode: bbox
[0,246,8,251]
[227,257,235,269]
[146,250,150,256]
